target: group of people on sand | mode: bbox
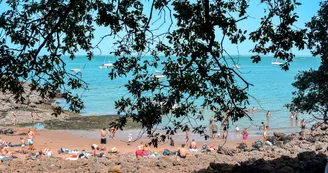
[91,127,117,157]
[136,142,151,158]
[0,128,36,160]
[204,106,308,145]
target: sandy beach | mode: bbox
[0,123,326,173]
[0,124,301,156]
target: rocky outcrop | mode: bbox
[0,83,72,125]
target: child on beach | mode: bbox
[242,128,248,144]
[128,134,132,146]
[20,137,25,153]
[263,126,269,142]
[236,125,240,132]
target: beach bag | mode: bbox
[7,129,14,134]
[265,141,273,146]
[110,147,117,153]
[1,157,9,162]
[170,138,174,146]
[163,149,171,156]
[253,140,262,149]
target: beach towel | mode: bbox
[66,155,78,161]
[4,144,21,148]
[163,149,171,156]
[265,141,273,146]
[97,152,105,158]
[189,149,198,153]
[109,147,117,153]
[1,157,10,162]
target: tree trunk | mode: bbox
[324,110,328,124]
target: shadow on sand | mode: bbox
[196,151,326,173]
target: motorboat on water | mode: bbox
[211,67,220,71]
[70,64,86,73]
[153,74,166,78]
[153,69,166,78]
[271,59,283,65]
[70,68,83,73]
[234,64,241,69]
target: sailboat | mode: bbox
[70,64,86,73]
[99,56,115,68]
[271,59,283,65]
[153,69,166,78]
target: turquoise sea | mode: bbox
[58,55,321,130]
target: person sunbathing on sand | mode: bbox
[190,139,197,150]
[0,146,14,157]
[91,144,100,157]
[142,143,151,157]
[136,146,143,158]
[178,144,187,158]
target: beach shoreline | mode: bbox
[0,122,326,173]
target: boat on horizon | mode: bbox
[271,59,283,65]
[70,64,86,73]
[234,64,241,69]
[99,56,115,69]
[153,69,166,78]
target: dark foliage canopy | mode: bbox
[288,1,328,123]
[0,0,309,145]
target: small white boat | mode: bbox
[153,74,166,78]
[70,64,86,73]
[103,63,114,67]
[211,67,220,71]
[100,56,115,68]
[234,64,241,69]
[271,60,283,65]
[70,68,83,73]
[153,69,165,78]
[98,65,109,69]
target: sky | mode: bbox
[0,0,323,56]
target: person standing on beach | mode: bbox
[266,111,271,118]
[210,122,218,139]
[12,112,17,125]
[290,112,294,119]
[27,128,35,151]
[262,125,269,142]
[185,127,190,145]
[252,106,256,115]
[31,112,41,124]
[261,122,266,141]
[295,112,300,121]
[109,127,117,138]
[100,128,108,152]
[301,119,306,130]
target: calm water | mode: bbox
[57,55,321,130]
